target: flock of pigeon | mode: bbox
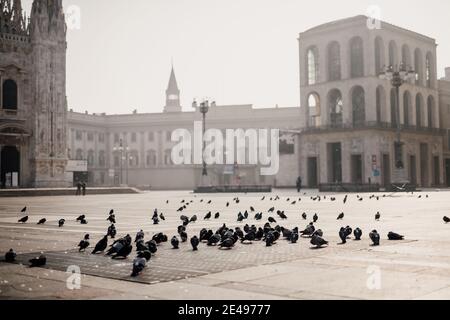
[3,193,450,278]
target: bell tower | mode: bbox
[164,65,182,113]
[28,0,69,187]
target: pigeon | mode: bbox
[190,236,200,251]
[255,212,263,221]
[207,234,221,246]
[171,236,180,249]
[369,230,380,246]
[300,223,315,237]
[443,216,450,223]
[138,250,151,261]
[112,241,132,259]
[265,232,275,247]
[237,212,245,222]
[310,235,328,248]
[146,240,158,254]
[354,228,362,241]
[204,212,212,220]
[302,213,307,220]
[76,215,85,222]
[107,224,117,238]
[290,232,299,244]
[92,235,108,254]
[268,207,275,213]
[214,212,220,219]
[388,232,404,241]
[343,195,348,204]
[21,207,27,213]
[152,215,160,225]
[37,218,46,225]
[337,212,344,220]
[78,234,90,252]
[375,212,381,221]
[5,249,16,262]
[179,231,188,243]
[58,219,65,227]
[136,239,148,252]
[131,257,146,277]
[277,211,288,220]
[311,229,323,238]
[226,202,230,207]
[219,238,235,249]
[313,213,318,223]
[190,215,198,223]
[268,217,277,224]
[107,214,116,224]
[339,227,347,244]
[29,254,47,267]
[109,209,114,215]
[135,230,145,243]
[18,216,28,223]
[250,206,255,212]
[80,218,88,225]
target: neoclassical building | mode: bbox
[1,4,450,190]
[298,16,448,189]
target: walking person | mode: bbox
[76,181,82,196]
[296,176,302,193]
[82,182,87,196]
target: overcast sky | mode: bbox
[22,0,450,114]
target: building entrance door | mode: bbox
[351,155,363,184]
[382,154,391,188]
[307,157,318,188]
[1,146,20,188]
[446,159,450,187]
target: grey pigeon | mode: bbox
[190,236,200,251]
[310,235,328,248]
[131,257,146,277]
[92,235,108,254]
[78,234,90,252]
[354,228,362,241]
[171,236,180,249]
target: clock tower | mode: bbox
[164,66,182,113]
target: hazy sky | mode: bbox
[22,0,450,114]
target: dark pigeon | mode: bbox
[21,207,27,213]
[339,227,347,244]
[302,213,307,220]
[388,232,404,241]
[337,212,344,220]
[37,218,46,225]
[443,216,450,223]
[204,212,212,220]
[171,236,180,249]
[369,230,380,246]
[29,255,46,267]
[310,234,328,248]
[268,217,277,223]
[58,219,65,227]
[214,212,220,219]
[18,216,28,223]
[190,236,200,251]
[131,257,146,277]
[5,249,16,262]
[78,234,90,252]
[76,215,86,222]
[354,228,362,241]
[92,235,108,254]
[375,212,381,221]
[313,213,318,223]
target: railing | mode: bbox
[304,121,446,135]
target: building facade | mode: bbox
[1,4,450,190]
[298,16,446,189]
[0,0,69,188]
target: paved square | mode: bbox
[1,189,450,300]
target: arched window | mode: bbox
[128,151,139,167]
[416,94,423,127]
[389,41,398,67]
[426,53,434,88]
[164,150,173,166]
[376,86,386,123]
[327,42,341,81]
[307,93,321,127]
[390,88,398,127]
[87,150,95,166]
[374,37,384,75]
[307,47,319,85]
[328,89,343,127]
[75,149,83,161]
[427,96,435,128]
[350,37,364,78]
[414,49,423,86]
[351,86,365,126]
[98,151,106,167]
[401,45,411,67]
[403,91,411,126]
[2,79,18,110]
[146,150,157,167]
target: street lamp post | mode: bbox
[113,139,129,186]
[379,63,416,169]
[199,100,210,176]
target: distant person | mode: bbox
[296,176,302,193]
[82,182,87,196]
[76,181,82,196]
